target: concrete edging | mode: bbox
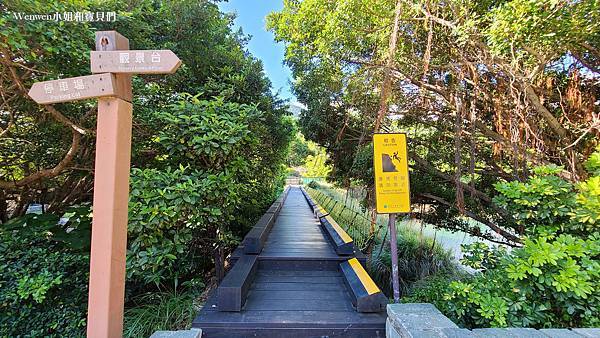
[386,304,600,338]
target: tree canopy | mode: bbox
[268,0,599,245]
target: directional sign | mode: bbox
[90,50,181,74]
[28,73,118,104]
[373,133,411,213]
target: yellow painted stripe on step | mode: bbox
[326,215,353,244]
[348,258,380,295]
[316,205,327,215]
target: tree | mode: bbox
[268,0,599,245]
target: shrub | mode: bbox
[441,147,600,328]
[370,229,457,296]
[444,234,599,328]
[127,165,242,288]
[0,209,91,337]
[126,96,290,291]
[402,272,465,317]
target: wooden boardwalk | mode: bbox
[193,187,387,337]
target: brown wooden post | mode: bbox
[27,29,180,338]
[87,31,133,338]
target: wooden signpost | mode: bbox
[28,31,181,338]
[373,133,411,303]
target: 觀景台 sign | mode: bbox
[373,133,410,213]
[90,50,181,74]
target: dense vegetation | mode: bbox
[1,0,598,334]
[0,0,291,336]
[269,0,599,329]
[288,131,332,178]
[408,149,600,328]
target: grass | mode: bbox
[369,229,457,296]
[123,290,197,338]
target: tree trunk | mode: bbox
[373,0,402,132]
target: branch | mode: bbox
[407,3,571,139]
[418,192,521,244]
[0,129,81,189]
[0,45,92,135]
[44,105,93,135]
[523,84,568,138]
[374,0,402,132]
[410,150,494,204]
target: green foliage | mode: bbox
[304,147,333,177]
[443,150,600,328]
[484,0,600,62]
[123,290,199,338]
[584,146,600,176]
[408,149,600,329]
[494,161,598,237]
[444,233,599,328]
[127,165,236,287]
[288,132,315,167]
[460,242,506,271]
[402,273,465,316]
[127,95,291,289]
[156,96,259,168]
[0,213,89,337]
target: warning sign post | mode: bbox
[373,132,411,304]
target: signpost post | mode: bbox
[373,133,411,303]
[27,30,181,338]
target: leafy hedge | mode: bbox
[0,209,91,337]
[407,147,600,329]
[126,96,291,290]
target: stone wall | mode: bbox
[386,304,600,338]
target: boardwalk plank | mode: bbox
[194,187,386,337]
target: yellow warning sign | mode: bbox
[373,133,410,213]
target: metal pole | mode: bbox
[388,213,400,303]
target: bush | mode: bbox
[0,210,91,337]
[444,234,599,328]
[402,272,465,315]
[370,229,457,296]
[440,147,600,329]
[126,96,290,291]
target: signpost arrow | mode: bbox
[28,73,118,104]
[90,49,181,74]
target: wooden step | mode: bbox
[319,215,355,255]
[340,258,388,313]
[218,255,259,312]
[242,212,277,254]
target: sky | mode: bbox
[218,0,296,102]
